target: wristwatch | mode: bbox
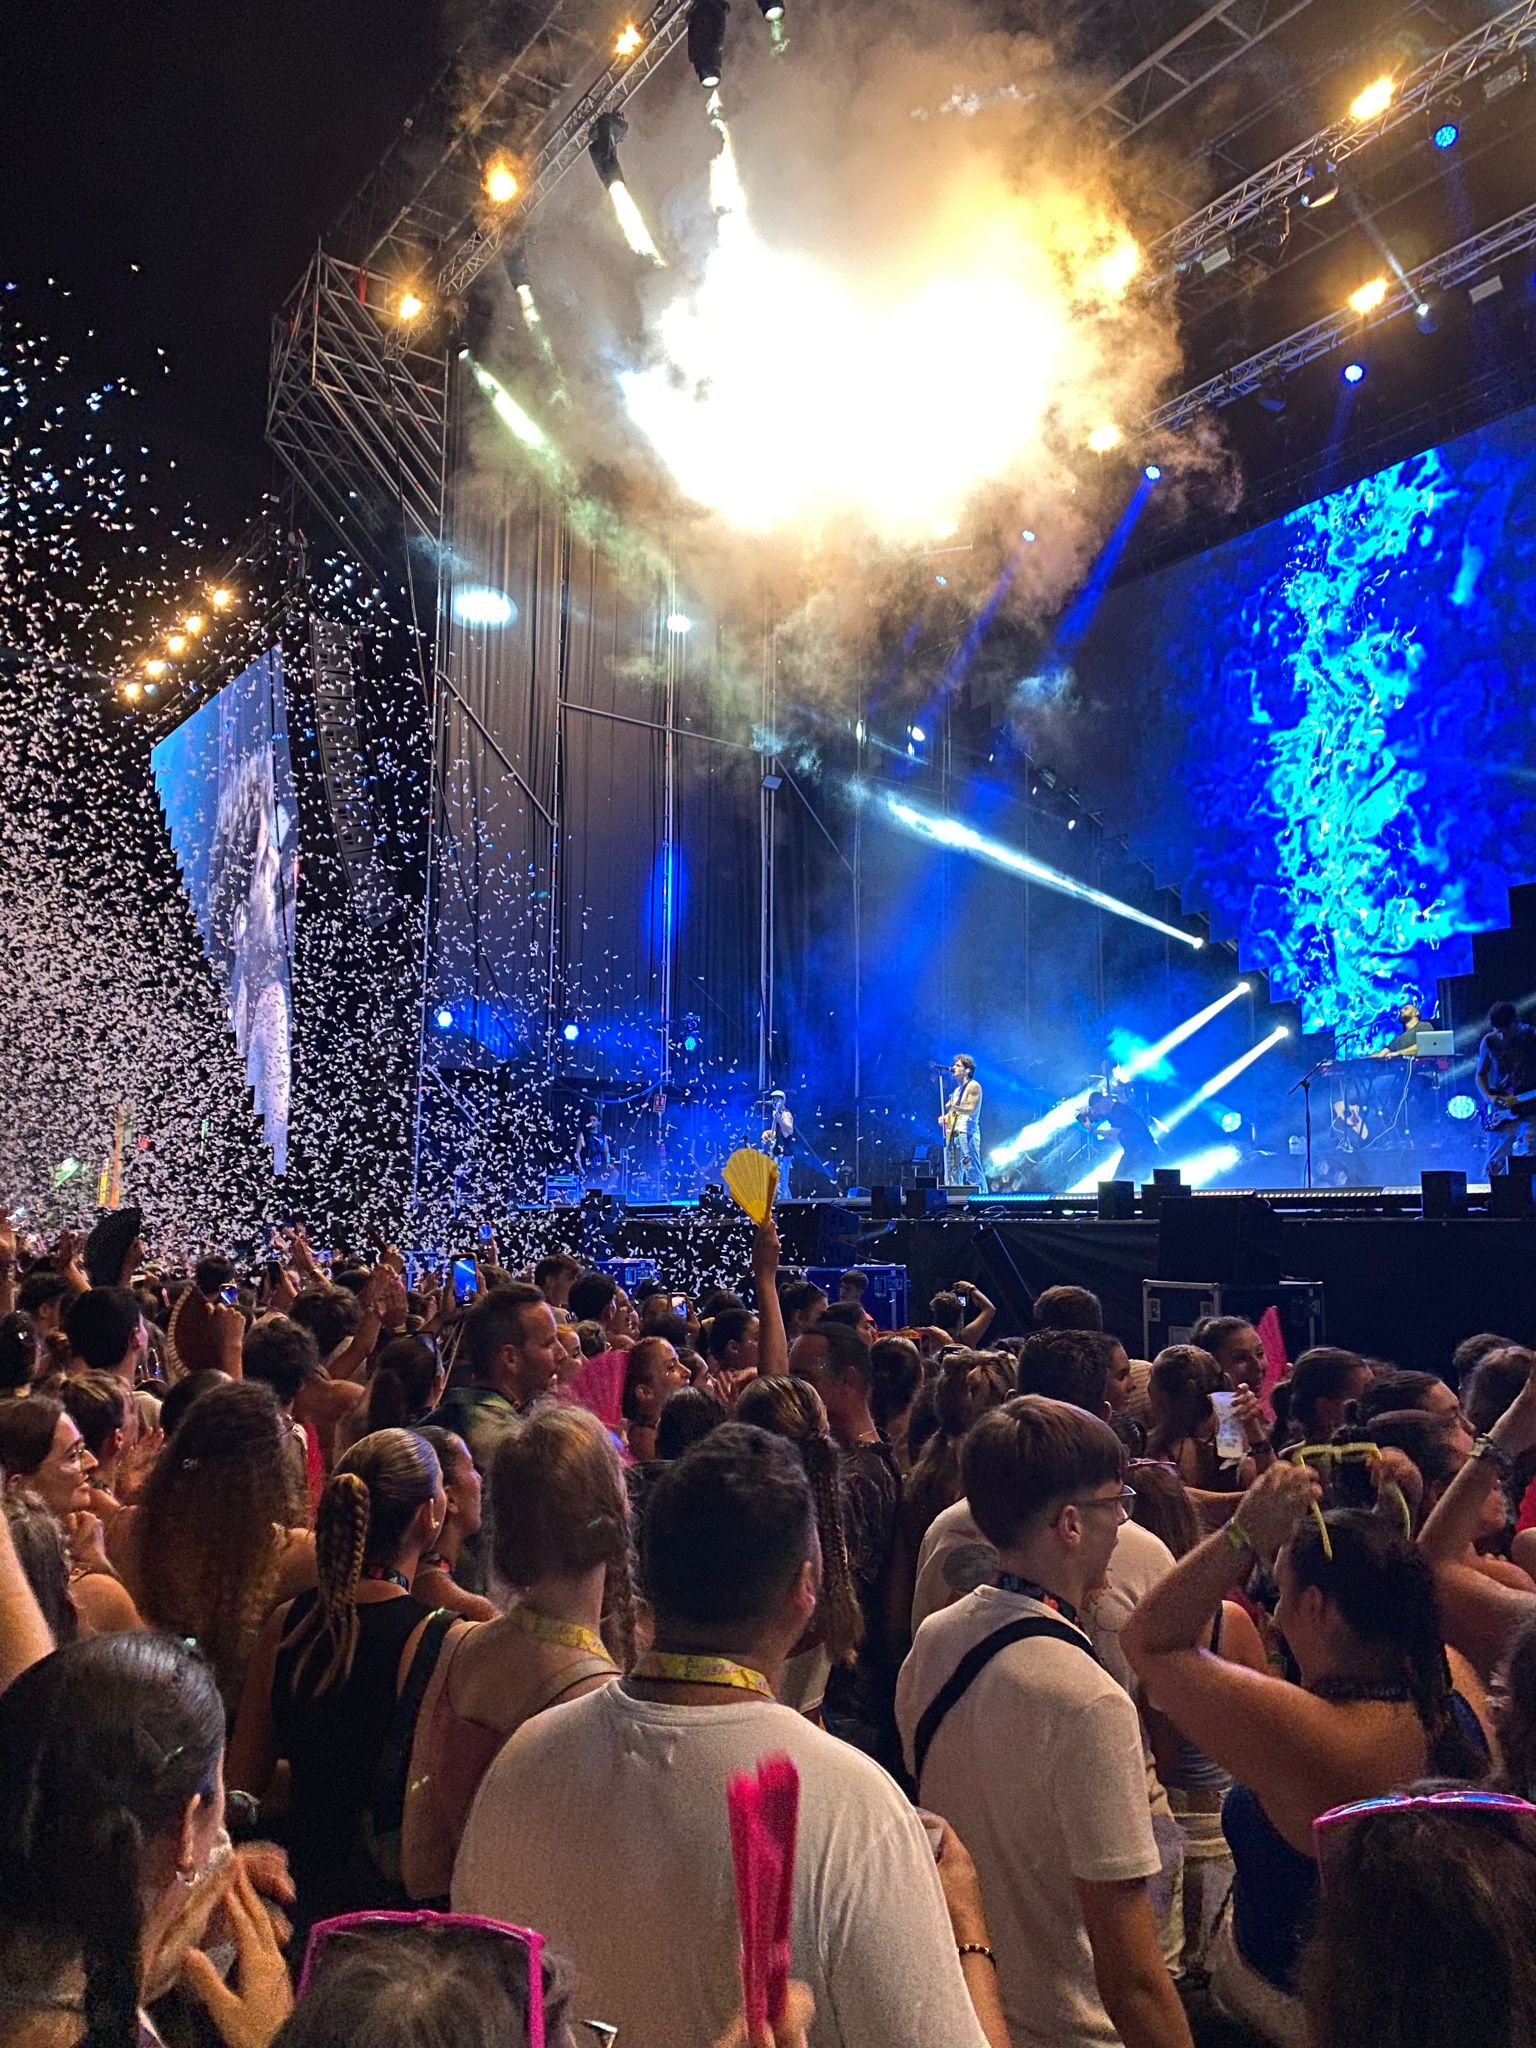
[1471,1433,1516,1480]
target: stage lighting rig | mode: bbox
[1298,157,1340,210]
[396,289,427,323]
[756,0,783,16]
[1349,75,1397,122]
[688,0,729,88]
[484,157,520,206]
[588,110,629,187]
[1347,276,1389,315]
[615,21,643,56]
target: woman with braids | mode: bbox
[734,1375,862,1720]
[229,1427,463,1936]
[121,1380,314,1712]
[401,1406,631,1902]
[899,1350,1011,1557]
[1125,1460,1487,2045]
[0,1632,292,2048]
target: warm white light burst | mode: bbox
[620,103,1155,543]
[608,181,666,265]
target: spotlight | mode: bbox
[484,158,519,206]
[683,1032,700,1053]
[687,0,729,88]
[589,112,627,186]
[757,0,784,15]
[144,682,158,698]
[1021,529,1037,542]
[1143,464,1162,482]
[1432,120,1460,149]
[1413,297,1440,335]
[1086,423,1122,455]
[1342,361,1366,385]
[184,612,206,635]
[1254,378,1289,415]
[1166,1142,1242,1188]
[210,586,234,609]
[397,289,427,322]
[1298,157,1340,209]
[1447,1093,1477,1121]
[451,585,518,627]
[122,680,142,702]
[909,724,926,743]
[615,21,643,54]
[1162,1026,1291,1132]
[143,658,168,678]
[1348,276,1389,315]
[434,1006,454,1030]
[1350,76,1396,122]
[1219,1110,1244,1134]
[165,633,188,657]
[666,612,693,635]
[1112,982,1256,1086]
[563,1022,581,1043]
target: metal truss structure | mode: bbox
[1086,0,1320,146]
[1147,196,1536,432]
[1150,0,1536,275]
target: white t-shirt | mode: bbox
[896,1586,1162,2048]
[453,1683,989,2048]
[911,1500,1174,1696]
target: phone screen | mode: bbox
[452,1257,478,1303]
[220,1284,240,1307]
[671,1294,689,1312]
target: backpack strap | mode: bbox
[913,1615,1095,1784]
[369,1609,457,1849]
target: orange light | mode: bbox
[166,633,188,656]
[123,680,142,702]
[1349,76,1395,121]
[184,612,206,635]
[615,22,643,55]
[209,586,234,609]
[1348,276,1389,315]
[143,658,168,679]
[397,289,426,322]
[485,159,519,205]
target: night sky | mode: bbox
[2,0,446,527]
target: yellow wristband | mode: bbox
[1224,1520,1254,1554]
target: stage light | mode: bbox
[1350,76,1396,122]
[397,290,427,323]
[1413,297,1439,335]
[210,586,234,609]
[683,1032,700,1053]
[615,20,643,53]
[589,112,627,187]
[666,612,693,635]
[144,683,158,697]
[885,795,1204,950]
[687,0,728,87]
[1342,361,1366,385]
[1113,981,1251,1085]
[1162,1026,1291,1133]
[563,1021,581,1042]
[1298,157,1340,209]
[1447,1093,1477,1121]
[1021,529,1037,543]
[165,633,188,656]
[143,658,168,678]
[452,585,518,627]
[1432,121,1460,149]
[1068,1146,1123,1195]
[184,612,206,635]
[1348,277,1389,316]
[1144,464,1162,482]
[122,680,142,702]
[467,355,552,456]
[1237,980,1252,993]
[608,182,665,263]
[909,724,926,743]
[1167,1142,1242,1188]
[1086,423,1122,455]
[992,1089,1096,1170]
[1219,1109,1244,1134]
[756,0,784,17]
[434,1006,454,1030]
[484,158,519,206]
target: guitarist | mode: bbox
[1475,1001,1536,1175]
[941,1055,988,1193]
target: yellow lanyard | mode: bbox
[506,1602,611,1662]
[631,1651,775,1698]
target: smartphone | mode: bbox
[220,1284,240,1308]
[671,1293,690,1313]
[452,1256,478,1303]
[1293,1442,1379,1512]
[263,1259,281,1294]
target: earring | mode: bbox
[175,1861,200,1889]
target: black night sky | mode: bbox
[2,1,446,526]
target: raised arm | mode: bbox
[753,1220,789,1377]
[0,1210,15,1319]
[956,1282,995,1348]
[0,1506,54,1691]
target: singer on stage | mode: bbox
[941,1054,988,1193]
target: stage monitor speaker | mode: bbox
[1097,1179,1136,1220]
[869,1185,901,1220]
[1421,1170,1468,1219]
[1489,1172,1535,1219]
[775,1201,861,1266]
[1157,1194,1282,1286]
[903,1185,945,1218]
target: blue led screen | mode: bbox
[1078,403,1536,1043]
[151,650,298,1173]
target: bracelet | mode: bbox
[1471,1434,1516,1480]
[1223,1520,1254,1554]
[956,1943,997,1969]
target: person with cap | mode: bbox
[760,1089,798,1198]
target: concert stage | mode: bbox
[605,1191,1536,1377]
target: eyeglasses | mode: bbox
[1315,1788,1536,1889]
[299,1911,548,2048]
[1065,1485,1136,1519]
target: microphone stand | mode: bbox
[1288,1060,1331,1191]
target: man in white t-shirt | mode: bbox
[455,1423,1004,2048]
[897,1398,1193,2048]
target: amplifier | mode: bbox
[806,1263,910,1331]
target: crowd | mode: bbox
[2,1199,1536,2048]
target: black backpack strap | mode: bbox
[366,1609,457,1870]
[913,1615,1095,1784]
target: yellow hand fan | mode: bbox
[722,1148,779,1222]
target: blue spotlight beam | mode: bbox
[1055,475,1155,651]
[885,796,1204,951]
[1114,980,1249,1082]
[1162,1026,1290,1132]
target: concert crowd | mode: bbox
[0,1204,1534,2048]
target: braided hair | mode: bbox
[901,1350,1012,1553]
[1286,1508,1486,1779]
[0,1634,224,2048]
[735,1375,862,1664]
[282,1428,441,1696]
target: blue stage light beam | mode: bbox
[885,796,1204,950]
[1164,1142,1242,1188]
[991,1088,1096,1171]
[1112,980,1250,1084]
[1162,1026,1290,1132]
[1054,471,1159,653]
[1068,1145,1123,1194]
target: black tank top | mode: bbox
[271,1590,434,1897]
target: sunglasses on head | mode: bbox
[299,1911,549,2048]
[1314,1788,1536,1890]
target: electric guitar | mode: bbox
[1480,1087,1536,1132]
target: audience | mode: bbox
[869,1332,923,1471]
[902,1350,1011,1555]
[0,1392,143,1635]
